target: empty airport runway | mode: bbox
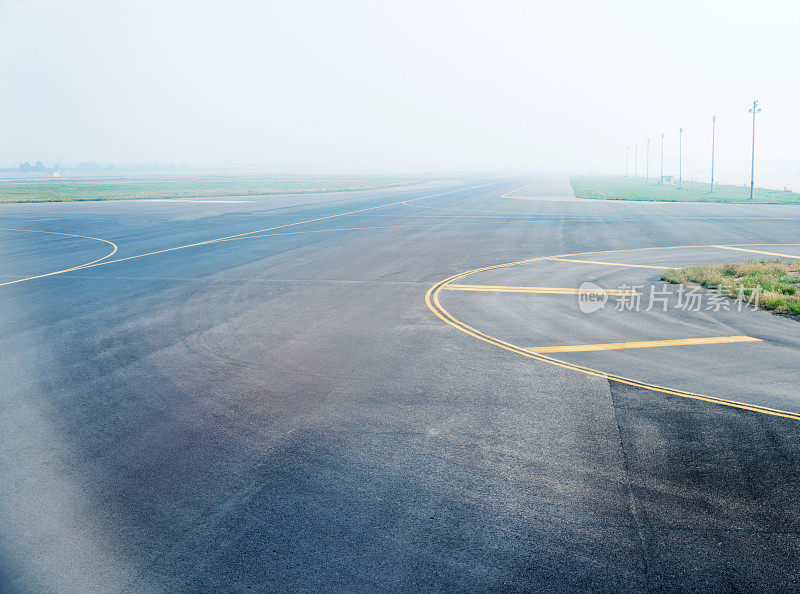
[2,178,800,591]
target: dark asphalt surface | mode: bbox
[2,178,800,592]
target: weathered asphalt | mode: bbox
[1,177,800,591]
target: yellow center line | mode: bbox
[1,181,500,288]
[80,187,483,270]
[545,257,669,269]
[445,284,637,295]
[527,335,763,353]
[500,180,536,198]
[712,245,800,259]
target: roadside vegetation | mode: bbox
[662,259,800,315]
[0,176,417,203]
[571,176,800,204]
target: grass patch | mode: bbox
[662,259,800,316]
[571,176,800,204]
[0,176,418,203]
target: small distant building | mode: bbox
[660,175,673,185]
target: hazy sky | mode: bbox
[2,0,798,184]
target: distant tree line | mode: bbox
[18,161,48,172]
[17,161,115,172]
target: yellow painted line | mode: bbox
[545,257,669,269]
[712,245,800,259]
[0,182,500,288]
[500,180,536,198]
[79,183,496,269]
[425,245,800,421]
[0,229,119,288]
[445,284,637,295]
[528,335,762,353]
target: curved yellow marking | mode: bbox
[426,244,800,421]
[0,229,118,288]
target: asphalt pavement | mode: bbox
[2,177,800,592]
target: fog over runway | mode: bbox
[2,179,800,591]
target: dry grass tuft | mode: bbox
[662,259,800,315]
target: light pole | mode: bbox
[710,115,716,193]
[635,142,638,178]
[749,100,761,200]
[646,138,650,181]
[678,127,683,189]
[660,133,664,184]
[626,145,629,178]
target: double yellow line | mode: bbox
[426,245,800,421]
